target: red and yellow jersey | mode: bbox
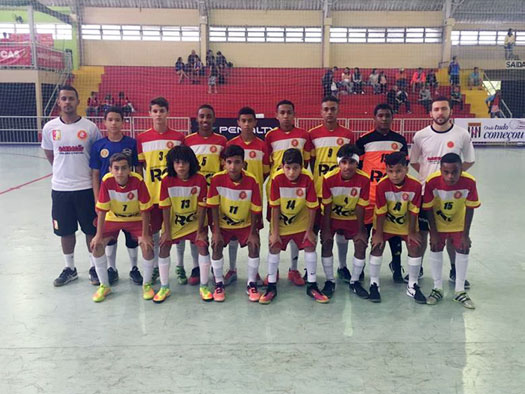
[422,171,480,233]
[207,170,262,230]
[184,132,227,185]
[96,172,153,223]
[355,130,408,224]
[159,173,208,240]
[308,124,354,196]
[269,168,318,236]
[136,127,185,204]
[226,135,269,196]
[321,168,370,222]
[374,175,422,235]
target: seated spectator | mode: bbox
[193,56,204,78]
[395,68,408,90]
[410,67,426,93]
[486,90,503,118]
[368,68,380,94]
[468,67,483,90]
[418,84,432,112]
[340,67,352,94]
[352,67,364,94]
[379,71,388,93]
[187,50,198,68]
[395,87,411,114]
[101,94,114,114]
[426,69,439,95]
[175,57,189,83]
[450,85,464,111]
[86,91,99,117]
[322,68,334,97]
[387,85,398,108]
[117,91,136,117]
[208,63,219,94]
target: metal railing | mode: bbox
[481,71,513,118]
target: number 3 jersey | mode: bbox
[136,128,185,204]
[422,171,480,233]
[96,172,153,222]
[159,173,208,239]
[184,132,227,185]
[373,175,422,235]
[207,170,262,230]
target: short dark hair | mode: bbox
[337,143,360,160]
[238,106,256,119]
[109,152,130,167]
[104,106,124,120]
[150,97,169,111]
[441,152,462,166]
[222,144,244,160]
[431,96,451,108]
[59,85,79,99]
[385,151,407,167]
[166,145,200,178]
[276,99,295,112]
[282,148,303,166]
[322,96,339,104]
[198,104,215,116]
[374,103,394,116]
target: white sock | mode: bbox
[190,243,199,268]
[152,232,160,268]
[176,242,185,267]
[105,243,117,270]
[305,251,317,283]
[407,256,423,288]
[322,256,335,282]
[94,255,109,286]
[127,247,138,268]
[429,251,444,289]
[142,258,154,285]
[228,240,239,271]
[454,252,469,292]
[350,257,365,284]
[247,257,260,285]
[158,256,171,287]
[198,254,211,285]
[211,258,224,283]
[335,234,349,268]
[289,242,299,270]
[89,252,95,268]
[267,252,280,283]
[369,255,382,286]
[64,253,75,269]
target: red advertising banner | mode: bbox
[0,44,32,66]
[36,46,64,69]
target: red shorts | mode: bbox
[150,205,163,234]
[375,230,409,243]
[221,226,253,247]
[171,231,208,248]
[277,232,315,251]
[364,207,374,226]
[436,231,464,250]
[330,218,359,240]
[101,220,144,241]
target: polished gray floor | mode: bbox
[1,145,524,394]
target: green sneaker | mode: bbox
[143,283,155,300]
[176,266,188,285]
[427,288,444,305]
[153,286,171,303]
[92,284,111,302]
[200,285,214,302]
[453,291,475,309]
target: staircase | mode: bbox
[71,66,104,116]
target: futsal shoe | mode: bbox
[388,261,405,283]
[142,283,155,300]
[426,288,444,305]
[288,269,305,286]
[246,282,261,302]
[213,282,225,302]
[188,267,200,286]
[406,284,427,304]
[153,287,171,303]
[92,284,111,302]
[453,291,475,309]
[337,266,351,283]
[199,285,213,302]
[175,266,188,285]
[129,266,143,285]
[54,267,78,287]
[88,266,99,286]
[368,283,381,303]
[306,282,330,303]
[321,280,336,299]
[259,284,277,304]
[107,267,119,285]
[349,281,369,299]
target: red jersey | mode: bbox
[184,132,227,185]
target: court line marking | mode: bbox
[0,173,52,195]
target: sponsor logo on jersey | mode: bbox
[58,145,84,153]
[100,148,109,158]
[77,130,87,140]
[454,191,462,199]
[122,148,132,156]
[52,129,61,141]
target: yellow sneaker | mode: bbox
[143,283,155,300]
[153,286,171,303]
[92,284,111,302]
[199,285,213,302]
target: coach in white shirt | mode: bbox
[41,86,102,287]
[410,96,475,286]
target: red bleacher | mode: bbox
[97,67,474,118]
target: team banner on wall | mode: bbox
[191,118,279,140]
[455,118,525,144]
[0,45,32,66]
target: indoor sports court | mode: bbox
[1,1,524,393]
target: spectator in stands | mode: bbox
[101,94,114,115]
[379,71,388,93]
[216,51,227,70]
[175,57,189,83]
[208,63,219,94]
[486,90,504,118]
[395,86,411,114]
[504,29,516,60]
[340,67,352,94]
[86,92,99,117]
[368,68,380,94]
[187,50,198,68]
[410,67,426,93]
[1,32,10,42]
[450,85,464,111]
[426,69,439,95]
[468,67,483,90]
[418,84,432,113]
[395,68,408,90]
[387,85,398,109]
[352,67,364,94]
[117,91,136,117]
[193,56,204,77]
[322,68,334,97]
[331,70,339,97]
[448,56,460,86]
[206,49,215,66]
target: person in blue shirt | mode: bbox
[90,106,143,286]
[448,56,461,86]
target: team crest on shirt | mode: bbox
[191,187,198,195]
[166,141,174,149]
[52,129,61,141]
[296,188,304,197]
[402,192,409,201]
[350,188,358,197]
[239,191,247,200]
[100,149,109,158]
[249,151,257,158]
[210,145,218,153]
[391,143,399,150]
[447,141,455,148]
[291,139,299,147]
[454,191,462,199]
[77,130,87,140]
[337,137,344,146]
[127,192,135,200]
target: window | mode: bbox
[452,30,524,46]
[0,23,72,40]
[81,25,199,41]
[331,27,442,43]
[209,26,321,43]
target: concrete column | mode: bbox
[322,17,332,68]
[27,5,37,69]
[34,72,44,133]
[441,17,455,65]
[200,16,208,64]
